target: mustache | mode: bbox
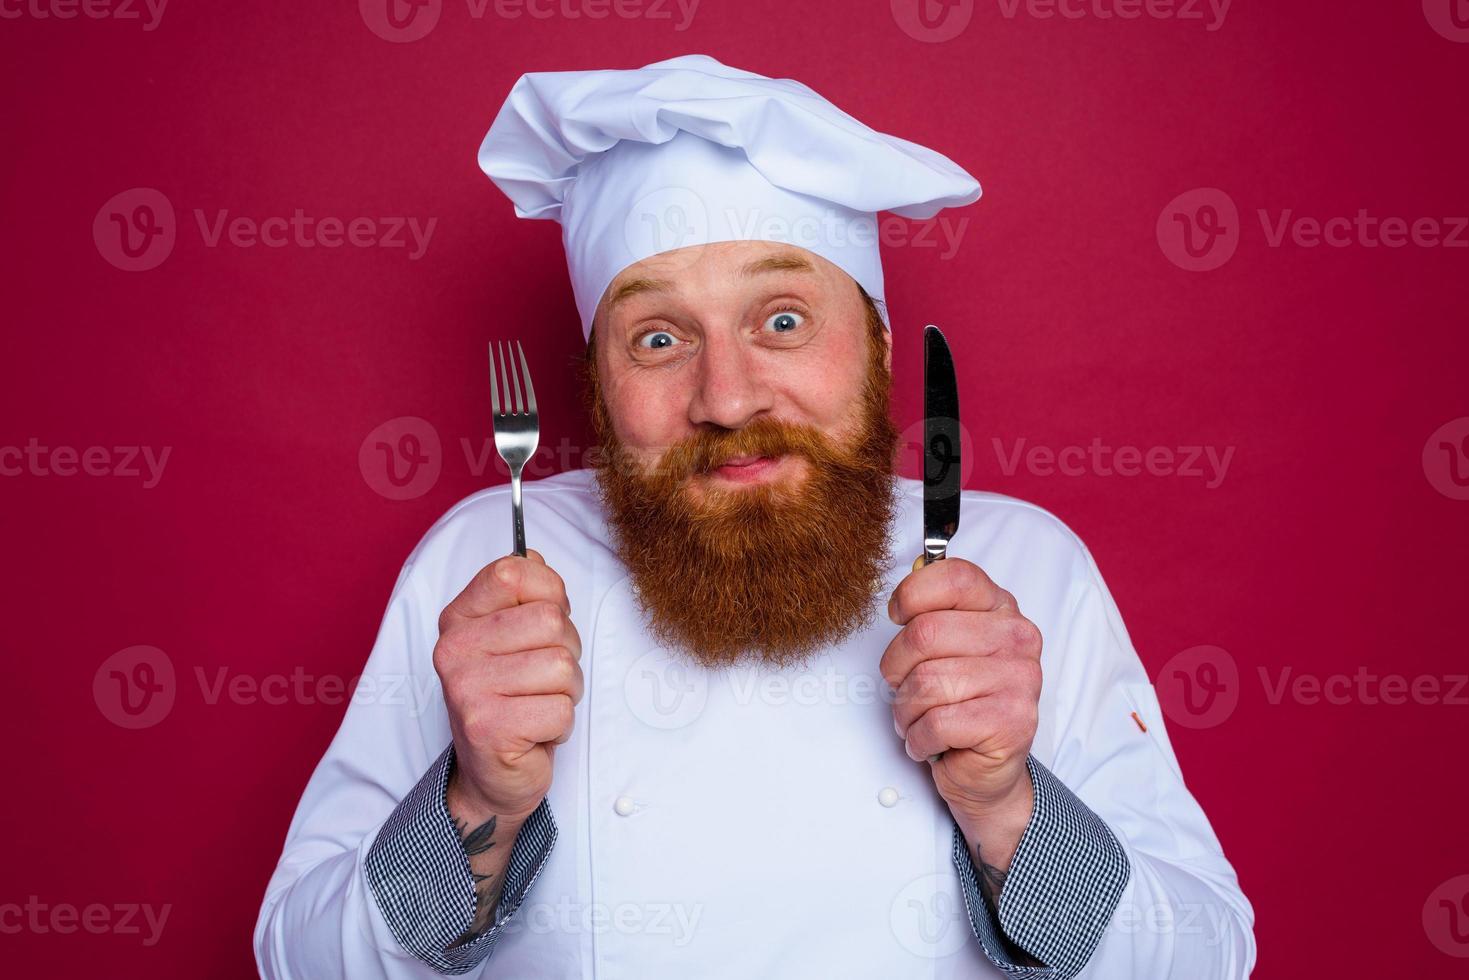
[646,416,850,483]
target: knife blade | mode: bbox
[923,324,961,565]
[921,324,962,765]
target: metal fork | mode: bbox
[487,340,540,557]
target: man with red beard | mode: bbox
[256,56,1254,980]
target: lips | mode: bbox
[710,454,781,483]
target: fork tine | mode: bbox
[487,341,500,416]
[496,342,513,416]
[515,341,537,415]
[506,340,525,416]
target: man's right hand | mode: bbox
[434,548,583,824]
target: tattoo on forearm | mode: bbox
[978,855,1008,907]
[455,815,499,856]
[451,816,503,944]
[973,845,1043,967]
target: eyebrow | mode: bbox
[604,252,817,313]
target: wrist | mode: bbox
[445,767,539,831]
[951,766,1035,874]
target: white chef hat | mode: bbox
[478,54,982,340]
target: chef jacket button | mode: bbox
[614,795,636,816]
[877,787,900,808]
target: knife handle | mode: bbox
[911,550,947,572]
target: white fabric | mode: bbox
[254,470,1256,978]
[477,54,983,337]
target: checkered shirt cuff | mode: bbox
[952,755,1130,978]
[364,744,557,974]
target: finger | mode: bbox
[497,693,577,747]
[483,647,585,704]
[887,558,1012,626]
[441,555,571,628]
[890,656,1001,735]
[902,700,983,762]
[439,600,581,663]
[879,609,1027,690]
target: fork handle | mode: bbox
[510,471,527,557]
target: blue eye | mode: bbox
[764,310,804,333]
[637,330,681,350]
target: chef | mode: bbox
[254,54,1255,979]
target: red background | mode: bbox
[3,1,1466,976]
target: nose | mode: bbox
[686,335,775,430]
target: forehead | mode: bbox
[600,241,842,313]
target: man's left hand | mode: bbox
[881,556,1042,866]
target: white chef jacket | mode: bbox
[254,469,1255,979]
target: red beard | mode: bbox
[587,321,900,669]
